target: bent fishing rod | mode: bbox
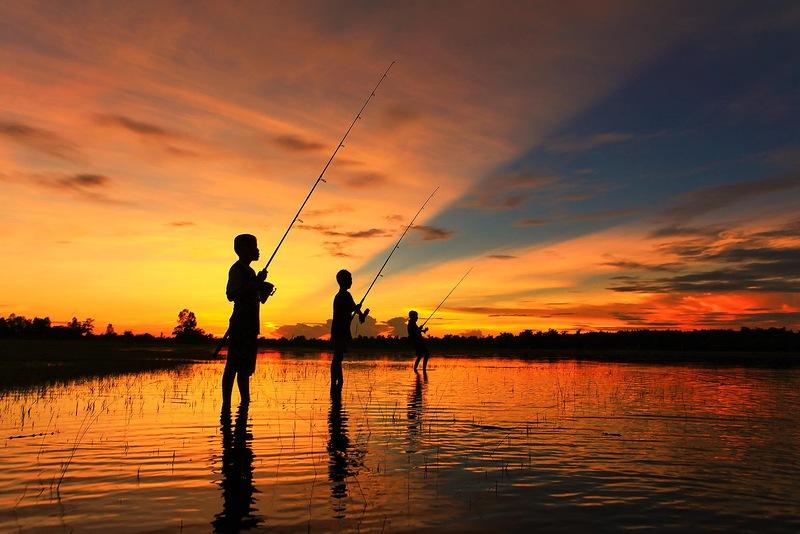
[420,266,473,329]
[213,61,396,357]
[353,186,440,323]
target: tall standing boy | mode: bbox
[223,234,273,408]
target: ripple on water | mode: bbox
[1,355,799,532]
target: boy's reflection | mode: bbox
[406,370,427,453]
[328,384,365,519]
[213,404,262,532]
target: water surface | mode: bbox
[1,353,799,532]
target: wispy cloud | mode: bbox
[378,105,421,131]
[516,218,549,227]
[304,205,355,217]
[515,208,636,227]
[56,173,109,189]
[35,173,129,205]
[487,254,517,260]
[449,298,800,329]
[609,220,800,293]
[271,134,325,152]
[95,114,174,138]
[663,172,800,220]
[322,241,353,258]
[570,208,638,222]
[411,225,454,241]
[543,131,634,153]
[648,225,721,239]
[300,222,395,258]
[95,114,207,158]
[298,224,392,239]
[601,259,683,272]
[342,171,389,189]
[463,170,558,210]
[0,121,84,162]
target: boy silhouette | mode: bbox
[407,310,430,372]
[330,269,368,389]
[223,234,273,408]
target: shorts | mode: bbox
[226,332,257,376]
[414,345,429,357]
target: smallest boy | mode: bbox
[223,234,273,409]
[407,311,430,372]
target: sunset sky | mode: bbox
[2,1,799,337]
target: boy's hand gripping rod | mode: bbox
[420,266,473,329]
[352,186,439,324]
[213,61,396,357]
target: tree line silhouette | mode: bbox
[0,309,209,342]
[1,310,798,353]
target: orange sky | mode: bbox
[1,2,798,336]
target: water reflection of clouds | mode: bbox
[2,358,799,531]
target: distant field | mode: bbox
[0,339,215,391]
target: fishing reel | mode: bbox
[260,281,277,302]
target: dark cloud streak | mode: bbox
[544,131,634,153]
[271,134,325,152]
[0,121,84,162]
[411,225,454,241]
[663,172,800,220]
[36,173,130,205]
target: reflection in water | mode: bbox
[213,404,262,532]
[328,384,365,519]
[2,357,800,531]
[407,370,427,453]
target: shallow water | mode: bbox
[1,353,799,532]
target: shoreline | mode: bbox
[1,338,799,392]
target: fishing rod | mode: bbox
[420,266,473,329]
[213,61,396,357]
[261,60,395,272]
[353,186,440,320]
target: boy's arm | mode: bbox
[226,266,243,302]
[227,266,273,303]
[348,293,369,322]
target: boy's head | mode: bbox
[233,234,259,262]
[408,310,418,321]
[336,269,352,289]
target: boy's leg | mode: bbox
[337,351,345,386]
[236,336,256,404]
[331,351,344,386]
[422,349,430,372]
[413,354,421,371]
[237,373,251,404]
[221,365,235,408]
[336,352,345,385]
[224,333,243,407]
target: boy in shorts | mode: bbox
[222,234,273,408]
[407,310,430,372]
